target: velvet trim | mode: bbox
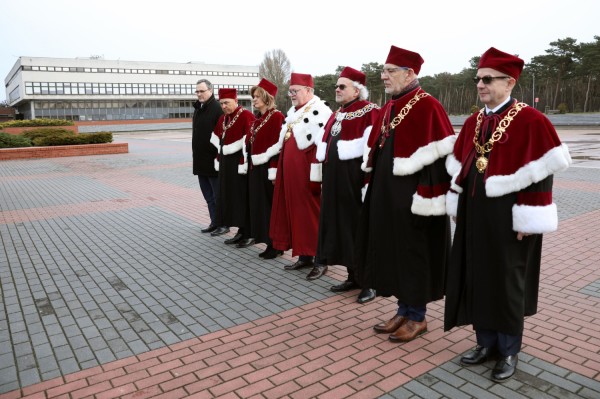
[516,191,552,206]
[416,182,451,199]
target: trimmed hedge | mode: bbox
[22,128,76,141]
[32,132,113,146]
[0,118,75,129]
[0,132,33,148]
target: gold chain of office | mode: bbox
[472,102,528,173]
[250,109,276,144]
[284,101,314,141]
[221,107,244,137]
[379,91,430,148]
[330,103,379,136]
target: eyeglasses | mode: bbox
[334,84,348,90]
[380,67,407,76]
[195,89,208,94]
[473,76,511,85]
[288,87,305,96]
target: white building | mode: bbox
[4,56,260,120]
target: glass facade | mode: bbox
[24,82,251,97]
[18,99,252,121]
[21,65,259,77]
[7,58,259,121]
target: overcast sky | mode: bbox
[2,0,598,102]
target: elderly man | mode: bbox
[269,73,332,271]
[356,46,456,342]
[192,79,227,235]
[444,47,571,382]
[210,88,255,247]
[308,67,379,300]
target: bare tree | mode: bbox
[259,49,292,111]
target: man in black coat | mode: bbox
[192,79,228,235]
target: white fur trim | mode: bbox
[486,144,572,197]
[361,184,368,202]
[222,136,245,155]
[393,134,457,176]
[512,203,558,234]
[283,96,332,151]
[446,191,459,217]
[338,135,367,161]
[238,163,247,175]
[214,158,219,172]
[310,163,322,182]
[251,139,281,166]
[361,134,373,172]
[210,132,220,152]
[352,81,369,101]
[446,153,462,176]
[411,193,447,216]
[268,167,277,181]
[316,141,327,162]
[446,154,463,194]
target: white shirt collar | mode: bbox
[485,96,511,114]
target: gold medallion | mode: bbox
[475,156,488,173]
[284,130,292,142]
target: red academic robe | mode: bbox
[269,96,333,256]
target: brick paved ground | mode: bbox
[0,129,599,399]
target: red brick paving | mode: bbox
[2,134,600,398]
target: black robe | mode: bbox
[444,100,558,336]
[218,147,249,229]
[317,132,364,268]
[444,160,548,335]
[355,132,451,304]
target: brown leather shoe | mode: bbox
[388,319,427,342]
[373,315,406,334]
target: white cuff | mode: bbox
[512,203,558,234]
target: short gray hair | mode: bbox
[196,79,213,91]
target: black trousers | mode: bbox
[476,329,522,356]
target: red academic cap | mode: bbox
[478,47,524,80]
[385,45,424,75]
[257,78,278,97]
[340,66,366,86]
[290,72,314,88]
[218,88,237,100]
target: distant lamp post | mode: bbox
[532,74,535,109]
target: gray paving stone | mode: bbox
[537,371,581,393]
[430,381,471,399]
[403,381,443,398]
[460,382,503,399]
[37,355,59,374]
[428,367,466,388]
[19,367,41,387]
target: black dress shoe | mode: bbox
[284,259,314,270]
[201,225,217,233]
[492,354,518,382]
[211,227,230,236]
[235,238,255,248]
[306,264,328,280]
[224,233,243,245]
[260,247,283,259]
[356,288,376,304]
[330,280,358,292]
[460,345,494,366]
